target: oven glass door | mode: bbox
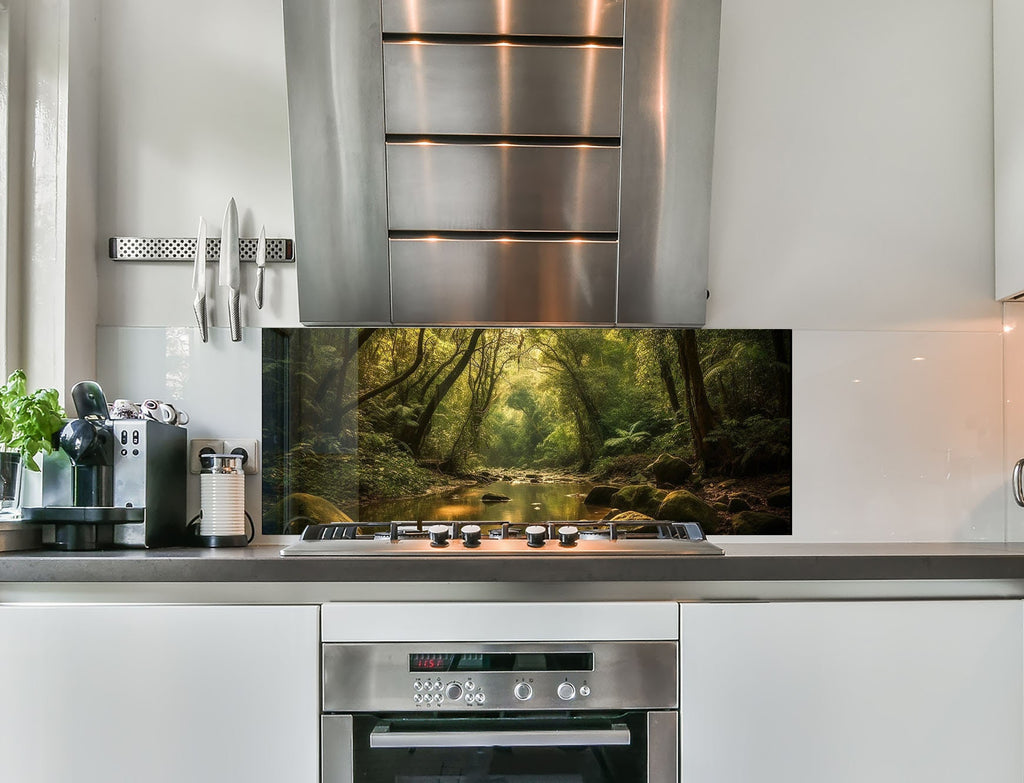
[325,712,672,783]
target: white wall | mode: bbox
[96,0,297,328]
[92,0,1004,542]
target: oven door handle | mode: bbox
[369,723,631,749]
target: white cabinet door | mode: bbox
[0,604,319,783]
[996,0,1024,299]
[680,601,1023,783]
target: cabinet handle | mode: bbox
[369,724,630,749]
[1013,459,1024,507]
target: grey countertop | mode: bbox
[3,541,1024,584]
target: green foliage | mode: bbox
[590,452,654,482]
[357,431,435,499]
[705,415,791,476]
[535,424,579,467]
[263,327,793,517]
[603,421,652,454]
[0,370,65,471]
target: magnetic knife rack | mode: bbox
[108,237,295,263]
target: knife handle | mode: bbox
[193,294,209,343]
[228,289,241,342]
[255,267,265,310]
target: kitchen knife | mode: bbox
[219,197,241,342]
[254,224,266,310]
[192,217,209,342]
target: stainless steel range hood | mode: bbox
[283,0,721,326]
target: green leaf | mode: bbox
[0,370,65,470]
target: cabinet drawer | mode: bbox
[384,42,623,137]
[390,238,617,324]
[386,143,621,232]
[381,0,625,37]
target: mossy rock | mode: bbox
[482,492,511,502]
[601,508,622,520]
[713,502,729,512]
[267,492,353,535]
[610,511,655,521]
[727,496,751,513]
[609,484,668,517]
[655,489,721,533]
[646,453,692,486]
[731,511,791,535]
[584,485,620,505]
[767,487,792,508]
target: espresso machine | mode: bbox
[22,381,187,550]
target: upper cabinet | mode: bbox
[283,0,721,326]
[996,0,1024,300]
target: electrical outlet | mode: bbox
[189,439,224,474]
[223,438,259,475]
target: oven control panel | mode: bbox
[409,675,593,708]
[323,641,678,713]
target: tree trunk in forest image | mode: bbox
[772,330,792,417]
[336,328,426,419]
[658,352,681,417]
[317,328,377,435]
[403,328,484,458]
[673,330,732,473]
[444,332,516,471]
[533,333,606,468]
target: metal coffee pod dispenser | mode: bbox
[194,453,249,547]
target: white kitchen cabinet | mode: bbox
[0,604,319,783]
[679,601,1023,783]
[996,0,1024,299]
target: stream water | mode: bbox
[356,480,609,525]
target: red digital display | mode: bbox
[410,654,454,672]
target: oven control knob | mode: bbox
[557,682,576,701]
[461,524,482,548]
[525,525,547,547]
[445,682,464,701]
[514,682,533,701]
[579,685,591,697]
[557,525,579,546]
[428,524,450,547]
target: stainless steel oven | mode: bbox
[321,641,678,782]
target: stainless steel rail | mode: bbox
[369,723,631,748]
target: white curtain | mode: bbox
[0,1,12,379]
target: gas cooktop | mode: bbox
[280,520,724,557]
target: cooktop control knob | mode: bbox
[445,682,464,702]
[557,525,579,546]
[525,525,547,548]
[428,524,450,547]
[461,524,482,548]
[557,682,576,701]
[514,682,533,701]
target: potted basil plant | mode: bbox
[0,370,65,515]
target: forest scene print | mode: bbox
[262,328,792,535]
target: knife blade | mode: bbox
[219,197,241,342]
[254,224,266,310]
[192,217,209,342]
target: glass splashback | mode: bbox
[262,329,792,535]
